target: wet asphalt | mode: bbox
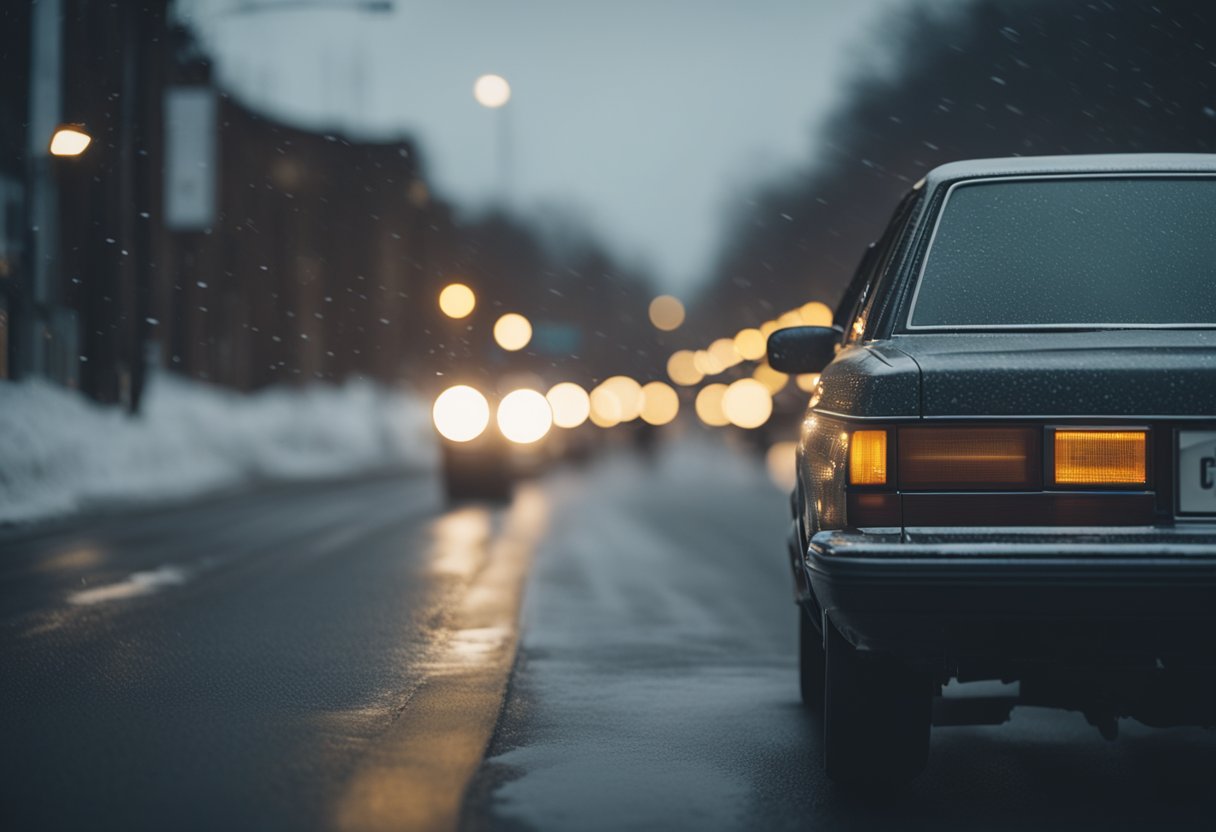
[0,473,501,831]
[1,436,1214,831]
[463,436,1216,832]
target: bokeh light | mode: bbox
[709,337,741,371]
[795,373,821,393]
[432,385,490,443]
[640,381,679,426]
[546,382,591,429]
[694,349,723,376]
[438,283,476,319]
[496,389,552,444]
[589,385,623,428]
[800,301,833,327]
[648,295,686,331]
[778,310,803,329]
[667,350,703,386]
[734,328,766,361]
[766,441,799,491]
[599,376,644,422]
[694,383,729,427]
[473,74,511,108]
[493,313,532,351]
[752,362,789,394]
[722,378,773,429]
[49,127,91,157]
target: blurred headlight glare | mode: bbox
[497,389,553,444]
[433,385,490,443]
[546,382,591,429]
[640,381,679,426]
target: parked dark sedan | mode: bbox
[768,154,1216,787]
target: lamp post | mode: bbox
[473,74,512,205]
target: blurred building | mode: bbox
[6,5,451,403]
[4,0,169,409]
[156,90,439,391]
[5,5,660,410]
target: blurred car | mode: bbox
[769,154,1216,787]
[431,382,553,502]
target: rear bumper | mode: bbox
[803,527,1216,663]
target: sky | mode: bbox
[180,0,919,295]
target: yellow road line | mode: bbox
[334,485,548,832]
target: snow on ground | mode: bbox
[0,372,437,525]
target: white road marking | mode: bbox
[68,564,192,606]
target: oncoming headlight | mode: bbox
[432,385,490,443]
[497,389,553,444]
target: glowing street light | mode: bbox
[648,295,685,331]
[493,313,532,351]
[474,74,512,109]
[474,74,513,203]
[722,378,773,429]
[733,328,766,361]
[589,386,622,428]
[708,337,741,371]
[640,381,679,426]
[438,282,476,319]
[598,376,644,422]
[546,382,591,429]
[48,126,91,157]
[695,383,729,427]
[666,350,703,387]
[799,301,833,327]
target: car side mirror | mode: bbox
[767,326,840,374]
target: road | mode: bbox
[0,471,542,831]
[3,436,1215,831]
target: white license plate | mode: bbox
[1177,431,1216,515]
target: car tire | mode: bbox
[798,608,825,710]
[823,618,931,787]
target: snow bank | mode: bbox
[0,372,437,525]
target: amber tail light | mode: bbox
[1052,429,1146,486]
[898,427,1040,490]
[848,430,888,485]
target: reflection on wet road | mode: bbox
[464,436,1216,832]
[0,476,540,831]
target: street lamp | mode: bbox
[48,125,91,157]
[473,74,511,109]
[474,74,513,204]
[648,295,685,331]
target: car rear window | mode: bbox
[908,177,1216,329]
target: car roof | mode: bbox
[923,153,1216,191]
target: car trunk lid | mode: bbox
[888,330,1216,417]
